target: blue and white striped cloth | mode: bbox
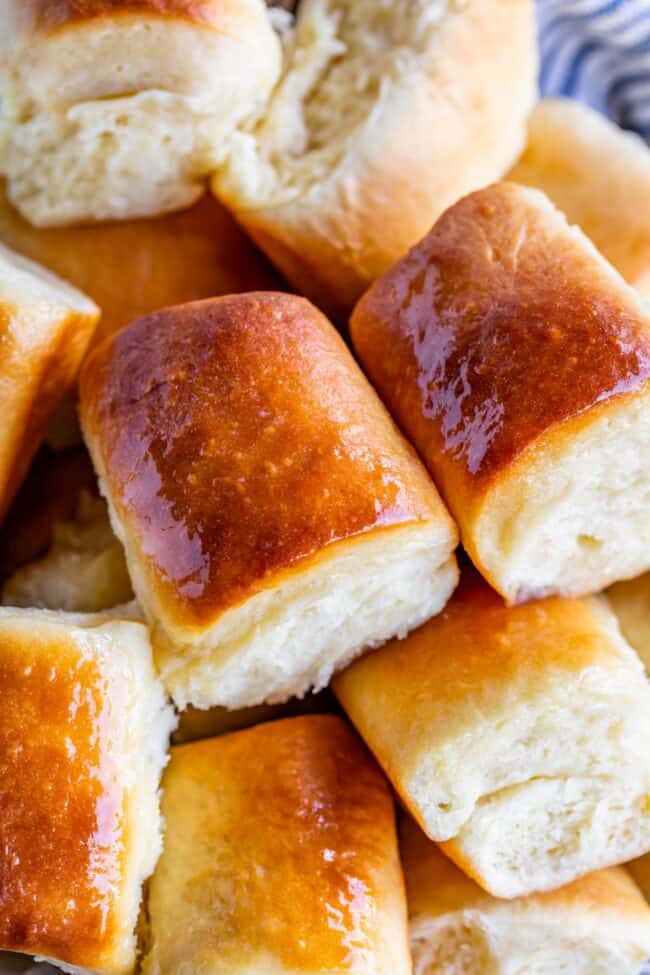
[538,0,650,139]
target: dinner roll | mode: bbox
[0,244,98,524]
[608,573,650,672]
[402,817,650,975]
[80,292,458,710]
[509,99,650,298]
[0,606,175,974]
[0,0,281,226]
[351,182,650,604]
[2,491,133,613]
[0,183,281,347]
[334,569,650,898]
[142,715,410,975]
[213,0,537,317]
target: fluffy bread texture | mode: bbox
[0,182,281,347]
[80,293,458,710]
[0,243,98,523]
[402,817,650,975]
[142,715,410,975]
[0,0,282,225]
[509,98,650,298]
[2,491,133,612]
[608,572,650,672]
[334,569,650,899]
[0,606,175,974]
[351,182,650,603]
[213,0,537,317]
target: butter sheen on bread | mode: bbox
[142,715,411,975]
[80,292,458,709]
[0,607,175,974]
[351,182,650,603]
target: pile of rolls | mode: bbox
[1,3,650,975]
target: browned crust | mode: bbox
[0,621,128,968]
[350,182,650,516]
[24,0,234,33]
[150,714,406,971]
[80,292,449,629]
[0,185,281,347]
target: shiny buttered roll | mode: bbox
[0,184,281,347]
[334,570,650,898]
[213,0,537,317]
[401,817,650,975]
[141,715,411,975]
[0,0,281,225]
[608,572,650,672]
[0,244,98,523]
[0,607,175,974]
[509,99,650,298]
[351,182,650,603]
[79,292,458,709]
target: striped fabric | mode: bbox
[538,0,650,139]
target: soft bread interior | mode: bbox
[411,906,650,975]
[446,774,650,900]
[2,492,133,613]
[608,573,650,672]
[473,389,650,603]
[0,5,282,225]
[147,522,458,710]
[404,820,650,975]
[0,609,175,975]
[217,0,533,206]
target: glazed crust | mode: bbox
[0,621,127,969]
[144,714,410,974]
[0,185,281,347]
[350,182,650,518]
[15,0,241,33]
[80,292,451,631]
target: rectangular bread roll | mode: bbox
[509,98,650,297]
[334,568,650,898]
[351,181,650,603]
[141,714,411,975]
[80,292,458,710]
[401,816,650,975]
[0,607,175,974]
[0,0,281,225]
[0,244,98,523]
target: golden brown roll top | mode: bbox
[351,182,650,602]
[334,568,650,898]
[509,98,650,298]
[401,817,650,975]
[0,244,98,524]
[0,607,175,974]
[608,571,650,673]
[142,714,411,975]
[0,185,281,346]
[80,292,457,708]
